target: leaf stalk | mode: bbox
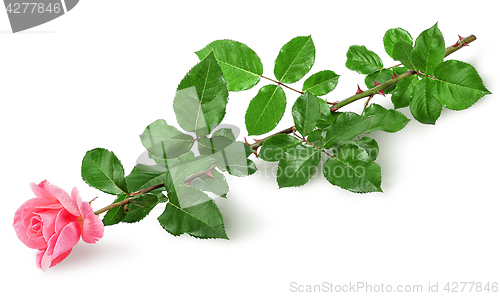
[261,75,304,94]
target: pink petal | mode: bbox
[37,247,72,271]
[37,248,56,272]
[36,249,46,270]
[37,209,58,242]
[41,221,81,271]
[47,249,72,269]
[54,209,78,234]
[71,187,84,215]
[80,202,104,243]
[51,221,81,260]
[38,181,80,216]
[13,198,49,249]
[35,203,63,210]
[27,216,42,237]
[30,181,58,203]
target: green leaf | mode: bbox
[198,135,234,156]
[245,84,286,135]
[354,137,379,162]
[212,128,236,141]
[162,155,216,209]
[125,164,167,193]
[258,134,302,162]
[174,51,228,137]
[323,144,382,193]
[365,69,397,93]
[174,151,196,162]
[274,35,315,83]
[102,194,128,226]
[150,150,196,167]
[131,193,159,208]
[277,144,321,188]
[331,137,379,162]
[139,119,195,160]
[410,77,442,124]
[392,40,416,70]
[433,60,491,110]
[198,136,254,169]
[411,23,445,75]
[82,148,127,195]
[362,104,410,133]
[191,169,229,197]
[156,151,228,197]
[292,92,321,137]
[165,155,216,191]
[163,155,216,205]
[316,98,335,129]
[393,66,411,76]
[322,112,372,149]
[195,39,263,91]
[122,193,160,224]
[217,141,255,171]
[302,70,340,96]
[345,45,383,75]
[391,74,419,108]
[383,28,413,59]
[225,159,257,177]
[158,185,228,239]
[306,129,325,147]
[122,203,156,224]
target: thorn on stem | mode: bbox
[356,85,364,94]
[244,137,258,156]
[454,35,469,47]
[244,137,250,145]
[329,101,339,113]
[204,169,215,179]
[372,80,386,97]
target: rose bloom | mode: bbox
[13,180,104,271]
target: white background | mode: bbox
[1,1,498,295]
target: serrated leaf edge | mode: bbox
[277,147,321,188]
[82,148,127,195]
[164,200,228,239]
[276,36,315,82]
[324,157,383,193]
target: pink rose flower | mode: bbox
[13,180,104,271]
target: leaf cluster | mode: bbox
[196,24,489,193]
[81,23,490,240]
[82,51,257,239]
